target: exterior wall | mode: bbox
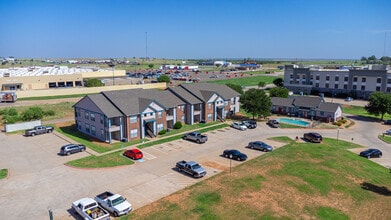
[156,110,166,133]
[204,102,214,123]
[15,83,167,98]
[127,115,141,141]
[75,107,107,142]
[4,120,41,133]
[176,105,186,124]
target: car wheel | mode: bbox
[250,145,254,149]
[81,148,85,152]
[47,130,52,133]
[183,136,187,140]
[229,155,233,159]
[178,167,182,172]
[31,133,35,137]
[67,152,71,156]
[237,157,241,161]
[367,155,371,159]
[114,211,119,217]
[379,154,382,158]
[224,154,228,158]
[196,139,200,144]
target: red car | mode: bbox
[123,149,143,160]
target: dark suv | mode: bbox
[59,144,86,156]
[303,132,322,143]
[242,120,257,129]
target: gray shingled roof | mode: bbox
[86,94,123,118]
[180,83,240,101]
[271,97,293,107]
[318,102,341,112]
[169,86,203,104]
[292,96,322,108]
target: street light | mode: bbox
[108,60,116,86]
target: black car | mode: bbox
[248,141,273,152]
[59,144,86,156]
[267,119,280,128]
[359,149,382,159]
[303,132,322,143]
[384,120,391,125]
[242,120,257,129]
[223,149,247,161]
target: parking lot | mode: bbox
[0,117,390,220]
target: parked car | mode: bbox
[176,160,206,178]
[95,191,132,217]
[385,129,391,135]
[59,144,86,156]
[345,97,353,102]
[267,119,280,128]
[384,120,391,125]
[183,132,208,144]
[123,149,143,160]
[303,132,323,143]
[248,141,273,152]
[242,120,257,129]
[222,149,247,161]
[72,197,110,220]
[231,122,247,131]
[25,125,54,136]
[359,149,382,159]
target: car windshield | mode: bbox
[232,150,240,154]
[192,164,201,169]
[112,196,125,206]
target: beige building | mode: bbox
[0,66,125,91]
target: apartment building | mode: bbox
[73,83,240,143]
[284,65,391,99]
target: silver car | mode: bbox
[231,122,247,131]
[248,141,273,152]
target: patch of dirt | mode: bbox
[202,161,229,171]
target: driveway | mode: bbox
[0,117,390,220]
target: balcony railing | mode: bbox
[107,125,120,132]
[166,114,174,121]
[193,110,201,115]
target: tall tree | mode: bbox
[273,78,284,87]
[240,88,271,119]
[269,87,289,98]
[365,92,391,120]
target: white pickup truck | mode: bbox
[95,191,132,217]
[72,197,110,220]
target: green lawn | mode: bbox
[18,94,88,101]
[378,134,391,144]
[342,105,391,121]
[66,151,134,168]
[0,169,8,179]
[126,137,391,220]
[207,75,278,87]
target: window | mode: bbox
[157,123,164,132]
[101,129,104,138]
[326,76,330,80]
[344,76,348,81]
[85,124,90,133]
[353,85,357,90]
[325,83,329,88]
[388,79,391,84]
[377,78,382,83]
[158,111,162,118]
[315,83,319,87]
[100,115,104,124]
[316,76,320,80]
[320,111,324,116]
[77,121,82,130]
[335,76,339,81]
[334,84,338,89]
[290,74,293,79]
[130,129,138,138]
[376,86,381,91]
[361,85,365,91]
[208,103,212,109]
[387,87,391,92]
[353,77,357,82]
[207,113,212,120]
[181,115,185,122]
[91,125,96,135]
[362,78,366,82]
[343,85,348,89]
[130,116,137,123]
[90,113,95,122]
[85,112,89,119]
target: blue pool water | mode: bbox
[278,118,310,127]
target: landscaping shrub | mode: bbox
[174,121,182,129]
[158,129,167,135]
[333,121,342,126]
[340,119,347,124]
[21,107,44,121]
[3,115,22,124]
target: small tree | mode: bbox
[174,121,182,129]
[273,78,284,87]
[365,92,391,120]
[269,87,289,98]
[85,78,103,87]
[258,81,266,89]
[157,75,170,83]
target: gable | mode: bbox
[74,96,103,114]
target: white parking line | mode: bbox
[142,151,156,160]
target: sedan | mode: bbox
[223,150,247,161]
[123,149,143,160]
[345,97,353,102]
[266,119,280,128]
[385,129,391,135]
[231,122,247,131]
[359,149,382,159]
[248,141,273,152]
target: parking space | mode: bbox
[1,118,390,220]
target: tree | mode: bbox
[85,78,103,87]
[21,107,44,121]
[148,64,154,69]
[157,75,170,83]
[272,78,284,87]
[226,83,243,95]
[240,88,271,119]
[365,92,391,120]
[269,87,289,98]
[360,56,367,61]
[258,81,266,89]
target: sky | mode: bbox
[1,0,391,60]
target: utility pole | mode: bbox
[145,32,148,61]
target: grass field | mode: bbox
[208,75,278,87]
[342,105,391,121]
[124,138,391,220]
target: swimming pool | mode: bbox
[278,118,310,127]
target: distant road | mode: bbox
[0,97,82,108]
